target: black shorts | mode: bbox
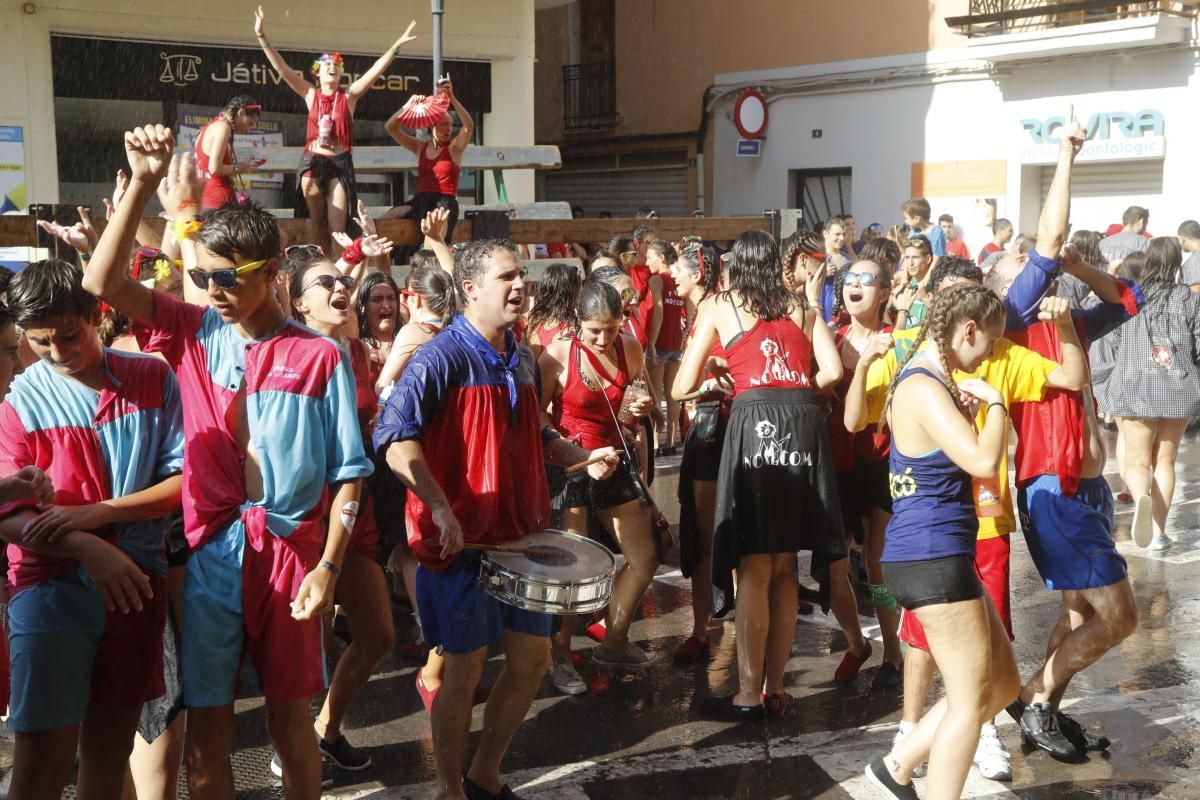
[164,511,189,569]
[555,455,643,511]
[882,555,983,610]
[837,457,892,542]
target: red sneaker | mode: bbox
[586,621,608,643]
[834,642,873,685]
[671,635,711,664]
[763,692,794,719]
[1116,491,1133,504]
[797,599,815,616]
[415,672,438,713]
[570,651,585,668]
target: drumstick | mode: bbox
[566,453,613,474]
[463,542,527,554]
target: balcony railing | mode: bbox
[563,61,617,132]
[946,0,1198,37]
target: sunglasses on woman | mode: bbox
[619,288,638,305]
[842,271,880,287]
[284,244,325,261]
[187,257,269,290]
[302,274,356,293]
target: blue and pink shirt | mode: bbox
[373,315,551,571]
[140,293,372,561]
[0,351,185,594]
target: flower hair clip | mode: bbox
[311,52,345,76]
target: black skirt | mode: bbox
[295,150,361,238]
[711,388,845,617]
[677,416,726,579]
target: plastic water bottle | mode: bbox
[318,114,333,149]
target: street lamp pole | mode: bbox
[431,0,445,84]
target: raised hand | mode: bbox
[36,218,91,254]
[254,4,266,37]
[354,199,377,236]
[957,377,1004,407]
[361,233,395,258]
[103,169,129,220]
[125,125,175,184]
[804,260,827,307]
[160,152,203,220]
[1037,295,1072,327]
[1060,119,1087,160]
[420,207,450,243]
[859,332,895,368]
[393,20,418,50]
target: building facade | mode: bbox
[0,0,543,211]
[536,1,1199,246]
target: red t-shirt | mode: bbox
[977,241,1002,265]
[947,238,970,260]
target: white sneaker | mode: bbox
[1132,494,1154,547]
[973,725,1012,782]
[891,720,926,778]
[1147,534,1173,551]
[551,657,587,695]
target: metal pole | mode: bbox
[431,0,445,86]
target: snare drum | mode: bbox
[478,529,615,615]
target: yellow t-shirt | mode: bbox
[863,328,1058,539]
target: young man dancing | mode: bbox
[0,258,185,800]
[83,124,373,800]
[375,240,618,800]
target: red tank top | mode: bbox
[827,325,891,472]
[418,144,461,195]
[306,90,354,152]
[534,320,572,350]
[195,117,236,210]
[722,300,814,393]
[558,338,630,450]
[347,338,380,435]
[655,273,685,352]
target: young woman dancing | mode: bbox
[194,95,263,210]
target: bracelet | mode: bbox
[390,45,400,56]
[987,401,1007,415]
[79,251,93,262]
[173,218,201,242]
[319,559,341,578]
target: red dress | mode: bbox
[305,90,354,152]
[195,117,236,210]
[346,339,381,558]
[655,273,685,354]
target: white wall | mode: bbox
[713,47,1200,240]
[0,0,537,205]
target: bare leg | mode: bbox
[732,554,773,707]
[466,631,551,794]
[829,557,867,654]
[901,647,935,723]
[128,714,186,800]
[688,479,717,640]
[864,506,901,666]
[1119,416,1155,509]
[888,593,1019,800]
[267,698,323,800]
[763,554,798,695]
[78,703,143,799]
[431,647,488,800]
[1021,581,1138,707]
[646,360,666,448]
[300,174,328,251]
[325,178,350,259]
[9,726,78,800]
[1150,418,1188,537]
[598,500,659,652]
[317,551,396,743]
[185,705,236,800]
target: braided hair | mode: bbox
[675,244,721,301]
[882,283,1005,432]
[780,229,823,301]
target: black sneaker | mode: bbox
[319,733,372,771]
[873,661,903,689]
[1016,702,1086,762]
[463,774,525,800]
[864,757,919,800]
[269,752,335,788]
[1057,711,1110,752]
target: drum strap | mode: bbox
[580,353,655,508]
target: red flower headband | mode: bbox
[311,52,345,77]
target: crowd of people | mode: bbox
[4,75,1199,800]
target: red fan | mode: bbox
[396,93,450,129]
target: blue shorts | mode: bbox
[1018,474,1128,591]
[9,566,166,733]
[654,350,682,364]
[416,554,553,654]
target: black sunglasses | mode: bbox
[187,257,268,290]
[302,274,355,293]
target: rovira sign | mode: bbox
[1017,109,1165,164]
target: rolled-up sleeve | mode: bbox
[373,345,453,458]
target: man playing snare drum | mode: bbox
[375,239,618,800]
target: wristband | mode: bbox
[319,559,341,578]
[340,237,366,266]
[987,401,1007,415]
[79,251,93,262]
[173,218,201,242]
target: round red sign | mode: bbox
[733,89,768,140]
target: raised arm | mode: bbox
[349,21,418,101]
[384,113,422,154]
[254,5,313,100]
[805,309,843,391]
[81,126,175,324]
[843,332,893,432]
[445,78,475,157]
[1038,296,1087,392]
[421,207,455,273]
[910,377,1007,478]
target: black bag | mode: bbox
[690,400,722,445]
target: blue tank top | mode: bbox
[882,361,978,562]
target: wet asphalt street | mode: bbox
[46,428,1200,798]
